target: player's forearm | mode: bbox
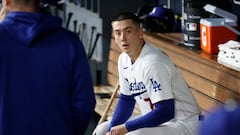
[108,94,135,131]
[126,99,174,132]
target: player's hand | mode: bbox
[109,124,128,135]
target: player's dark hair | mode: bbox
[112,12,141,28]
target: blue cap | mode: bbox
[148,6,167,19]
[198,100,240,135]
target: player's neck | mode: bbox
[130,41,145,64]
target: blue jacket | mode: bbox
[0,12,96,135]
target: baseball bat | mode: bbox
[78,22,86,40]
[80,0,85,7]
[65,12,73,29]
[98,82,120,125]
[88,26,96,57]
[88,33,101,59]
[73,20,78,33]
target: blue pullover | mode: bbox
[0,12,96,135]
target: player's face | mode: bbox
[112,19,144,58]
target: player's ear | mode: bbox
[139,27,144,40]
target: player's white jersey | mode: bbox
[118,42,200,120]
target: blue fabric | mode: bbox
[108,94,136,131]
[0,12,96,135]
[126,99,174,132]
[148,6,167,19]
[198,102,240,135]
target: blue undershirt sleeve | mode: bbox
[107,94,136,131]
[125,99,174,132]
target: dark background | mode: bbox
[98,0,240,84]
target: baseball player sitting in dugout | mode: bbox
[93,12,201,135]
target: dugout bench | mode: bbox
[94,31,240,124]
[143,32,240,114]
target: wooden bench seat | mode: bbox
[143,32,240,114]
[94,31,240,124]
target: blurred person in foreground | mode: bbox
[198,99,240,135]
[0,0,96,135]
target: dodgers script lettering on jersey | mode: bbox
[125,75,161,111]
[128,78,161,111]
[128,79,161,96]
